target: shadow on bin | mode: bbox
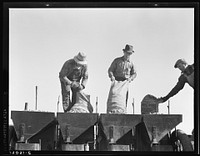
[11,111,55,150]
[98,114,142,151]
[135,115,182,151]
[57,113,98,151]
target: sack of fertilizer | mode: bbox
[141,94,159,114]
[68,91,93,113]
[106,80,129,114]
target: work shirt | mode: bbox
[59,59,88,87]
[108,56,136,80]
[162,64,194,102]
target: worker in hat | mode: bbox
[108,44,137,112]
[59,52,88,112]
[108,44,137,83]
[158,58,194,103]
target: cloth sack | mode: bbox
[106,80,129,114]
[141,94,159,114]
[68,91,93,113]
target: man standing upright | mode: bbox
[59,52,88,112]
[107,44,137,113]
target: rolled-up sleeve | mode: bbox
[108,59,117,78]
[130,63,137,80]
[81,65,88,88]
[59,60,71,84]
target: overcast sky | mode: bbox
[9,8,194,134]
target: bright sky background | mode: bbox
[9,8,194,135]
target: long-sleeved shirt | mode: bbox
[59,59,88,87]
[108,56,137,81]
[162,64,194,102]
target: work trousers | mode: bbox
[60,81,80,112]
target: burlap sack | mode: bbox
[106,81,129,114]
[141,94,159,114]
[68,91,93,113]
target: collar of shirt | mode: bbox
[121,56,130,62]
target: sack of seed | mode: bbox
[141,94,159,114]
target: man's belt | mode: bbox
[68,76,81,82]
[115,77,127,81]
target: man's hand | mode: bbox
[71,81,79,88]
[78,84,84,90]
[126,77,132,83]
[110,76,115,82]
[157,97,164,104]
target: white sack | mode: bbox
[69,91,93,113]
[106,80,129,114]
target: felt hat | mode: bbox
[123,44,134,53]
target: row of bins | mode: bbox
[9,111,182,151]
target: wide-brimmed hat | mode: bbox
[123,44,134,53]
[74,52,87,65]
[174,59,187,68]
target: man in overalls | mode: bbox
[158,58,194,103]
[59,52,88,112]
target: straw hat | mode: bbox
[74,52,87,65]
